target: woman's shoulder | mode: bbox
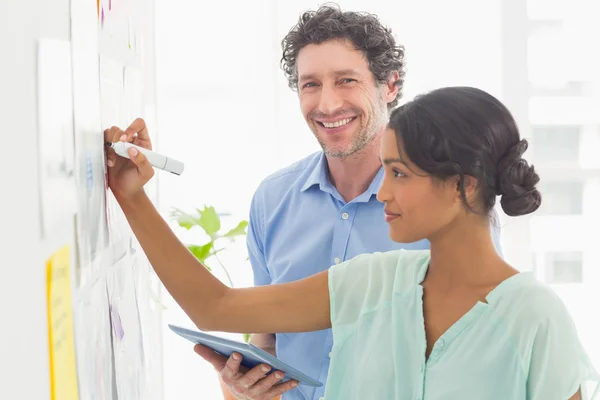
[329,249,430,292]
[491,272,573,324]
[492,274,600,398]
[328,249,431,331]
[490,273,588,358]
[332,248,429,274]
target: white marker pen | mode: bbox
[106,141,185,176]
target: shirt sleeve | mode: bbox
[328,250,427,345]
[246,186,271,286]
[526,293,600,400]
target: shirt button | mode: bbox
[334,257,341,264]
[329,352,332,358]
[341,212,349,220]
[319,397,325,400]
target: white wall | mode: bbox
[155,1,504,398]
[0,1,162,399]
[0,1,71,399]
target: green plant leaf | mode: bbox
[188,242,213,270]
[170,208,200,230]
[198,206,221,237]
[224,220,248,239]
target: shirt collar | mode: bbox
[301,152,385,203]
[300,152,330,192]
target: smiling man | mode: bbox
[194,4,502,400]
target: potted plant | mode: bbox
[172,205,281,399]
[170,204,250,343]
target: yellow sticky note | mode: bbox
[47,245,79,400]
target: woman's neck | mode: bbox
[426,215,515,291]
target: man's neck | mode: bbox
[326,136,382,202]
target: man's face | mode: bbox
[296,39,398,158]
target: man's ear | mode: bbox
[384,71,400,104]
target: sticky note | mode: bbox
[47,245,79,400]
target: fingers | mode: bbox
[193,345,228,371]
[206,351,298,399]
[127,145,154,181]
[104,127,122,168]
[103,120,153,177]
[107,126,125,143]
[264,379,299,398]
[124,118,152,150]
[103,120,151,170]
[235,363,272,391]
[104,126,120,143]
[103,120,149,146]
[221,352,243,383]
[106,153,116,167]
[246,370,286,398]
[105,143,116,167]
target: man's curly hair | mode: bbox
[280,3,406,110]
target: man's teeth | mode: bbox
[322,118,353,128]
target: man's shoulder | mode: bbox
[255,151,322,194]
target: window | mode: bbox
[538,251,584,284]
[527,0,566,21]
[518,0,600,378]
[537,181,584,216]
[531,126,581,163]
[527,26,568,89]
[530,81,587,97]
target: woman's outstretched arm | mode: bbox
[120,191,331,334]
[105,119,330,335]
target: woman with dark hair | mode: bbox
[106,86,599,399]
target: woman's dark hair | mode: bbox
[389,86,541,217]
[280,3,406,109]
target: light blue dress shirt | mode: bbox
[247,152,502,400]
[327,249,599,399]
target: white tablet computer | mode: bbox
[168,324,323,387]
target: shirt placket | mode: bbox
[312,202,357,400]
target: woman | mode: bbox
[106,87,599,399]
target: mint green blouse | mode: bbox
[326,249,600,399]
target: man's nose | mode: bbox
[317,85,343,115]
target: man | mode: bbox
[195,4,502,400]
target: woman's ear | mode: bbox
[458,175,479,206]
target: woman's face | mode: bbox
[376,127,464,243]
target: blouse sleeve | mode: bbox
[526,292,600,400]
[328,249,429,345]
[329,250,406,349]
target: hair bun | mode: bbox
[497,139,542,216]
